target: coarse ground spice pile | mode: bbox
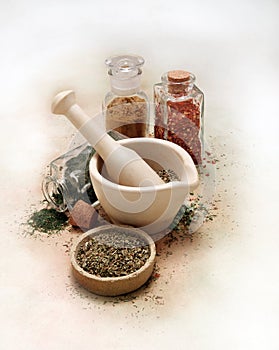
[76,230,150,277]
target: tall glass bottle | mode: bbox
[103,55,149,138]
[154,70,204,165]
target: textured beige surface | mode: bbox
[0,1,279,349]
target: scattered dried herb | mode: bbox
[27,208,68,234]
[76,230,150,277]
[169,195,216,235]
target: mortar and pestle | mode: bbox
[52,90,199,234]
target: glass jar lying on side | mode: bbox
[42,143,96,212]
[42,130,124,212]
[154,70,204,165]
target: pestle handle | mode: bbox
[51,90,164,187]
[52,90,117,160]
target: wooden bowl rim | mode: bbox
[71,224,156,282]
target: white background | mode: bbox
[0,1,278,349]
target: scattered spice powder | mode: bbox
[169,196,216,234]
[27,208,68,234]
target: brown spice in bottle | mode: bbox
[106,96,147,138]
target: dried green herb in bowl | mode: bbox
[76,230,151,278]
[71,225,156,296]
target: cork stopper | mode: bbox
[167,70,190,83]
[69,200,97,230]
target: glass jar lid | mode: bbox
[105,55,144,79]
[105,55,145,95]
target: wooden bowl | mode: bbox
[71,225,156,296]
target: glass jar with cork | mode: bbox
[154,70,204,165]
[103,55,149,138]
